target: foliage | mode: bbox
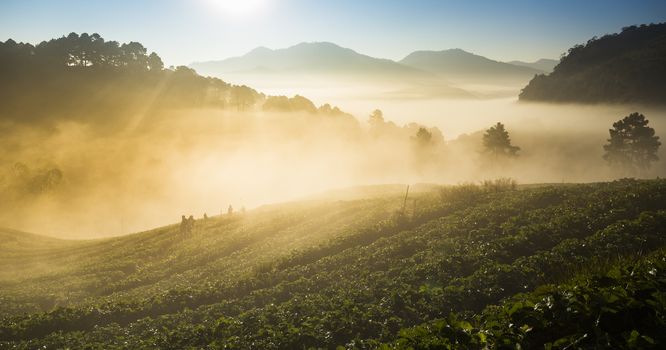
[263,95,318,113]
[481,178,517,192]
[0,180,665,349]
[603,112,661,174]
[0,33,265,125]
[482,122,520,159]
[0,162,63,199]
[368,109,443,145]
[520,22,666,104]
[412,128,433,148]
[387,247,666,349]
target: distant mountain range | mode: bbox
[190,43,554,97]
[507,58,558,73]
[399,49,543,82]
[191,42,422,79]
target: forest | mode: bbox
[519,23,666,104]
[0,33,263,125]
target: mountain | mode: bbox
[520,23,666,104]
[191,42,422,78]
[508,58,558,72]
[2,180,666,348]
[400,48,543,82]
[190,43,552,100]
[190,42,472,99]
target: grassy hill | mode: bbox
[1,179,665,349]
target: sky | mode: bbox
[1,0,665,66]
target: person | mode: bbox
[179,215,188,234]
[187,215,195,233]
[227,205,233,215]
[203,213,208,220]
[241,206,246,214]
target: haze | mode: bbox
[1,1,665,239]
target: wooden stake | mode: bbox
[402,185,410,213]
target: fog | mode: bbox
[1,86,665,239]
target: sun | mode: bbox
[206,0,271,17]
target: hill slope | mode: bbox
[1,180,665,348]
[400,49,543,82]
[520,23,666,104]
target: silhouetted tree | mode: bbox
[262,95,316,113]
[120,42,148,69]
[368,109,394,137]
[412,127,433,148]
[8,163,63,195]
[368,109,384,126]
[603,112,661,175]
[410,127,436,172]
[147,52,164,71]
[231,85,257,110]
[482,122,520,160]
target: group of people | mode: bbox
[179,215,195,235]
[179,205,246,235]
[225,205,246,215]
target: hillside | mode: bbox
[0,33,264,126]
[520,23,666,104]
[1,179,665,348]
[400,49,543,83]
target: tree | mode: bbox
[412,127,433,148]
[411,127,436,172]
[368,109,398,137]
[230,85,257,110]
[603,112,661,174]
[369,109,384,125]
[482,122,520,160]
[147,52,164,71]
[120,41,148,69]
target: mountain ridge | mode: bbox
[190,42,552,83]
[399,48,544,81]
[190,41,424,76]
[508,58,559,72]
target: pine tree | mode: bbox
[482,122,520,161]
[603,112,661,174]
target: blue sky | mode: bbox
[1,0,665,65]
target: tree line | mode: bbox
[408,112,661,176]
[0,32,164,71]
[0,33,264,125]
[0,33,361,128]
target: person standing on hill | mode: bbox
[187,215,195,233]
[227,205,233,215]
[179,215,188,234]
